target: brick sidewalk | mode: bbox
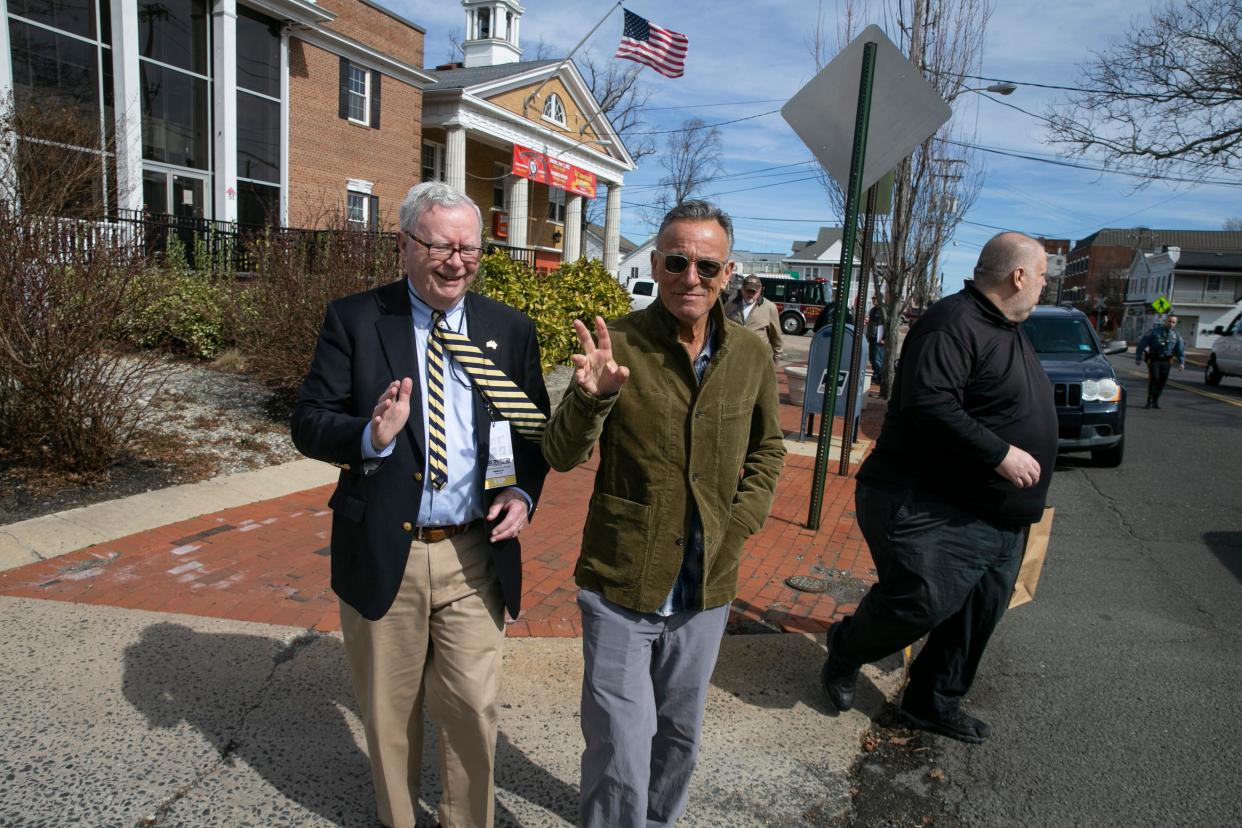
[0,372,885,639]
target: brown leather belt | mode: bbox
[414,519,482,543]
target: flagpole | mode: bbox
[522,0,624,117]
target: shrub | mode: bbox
[119,236,232,359]
[475,254,630,371]
[0,212,168,474]
[231,219,399,393]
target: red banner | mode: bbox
[512,144,597,199]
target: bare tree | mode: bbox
[579,52,656,162]
[0,96,114,220]
[808,0,991,397]
[1224,217,1242,231]
[1045,0,1242,179]
[650,118,724,222]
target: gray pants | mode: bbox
[577,589,729,828]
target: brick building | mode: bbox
[0,0,433,228]
[420,0,635,273]
[1062,228,1242,334]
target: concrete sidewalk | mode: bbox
[0,371,900,827]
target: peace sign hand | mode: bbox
[570,316,630,398]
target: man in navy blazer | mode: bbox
[291,182,549,828]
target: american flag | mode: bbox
[614,9,688,79]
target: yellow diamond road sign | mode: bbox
[1152,296,1170,314]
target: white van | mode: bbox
[1205,311,1242,385]
[628,278,658,311]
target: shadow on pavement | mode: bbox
[122,623,576,827]
[1203,531,1242,584]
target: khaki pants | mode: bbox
[340,525,505,828]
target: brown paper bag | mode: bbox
[1009,507,1054,609]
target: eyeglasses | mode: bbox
[655,250,727,280]
[743,286,760,294]
[406,233,484,263]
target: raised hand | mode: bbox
[370,377,412,451]
[570,316,630,398]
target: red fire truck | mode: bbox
[757,276,831,335]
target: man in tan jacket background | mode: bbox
[724,274,783,361]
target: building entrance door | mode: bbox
[142,167,209,220]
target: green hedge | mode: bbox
[475,253,631,372]
[118,237,232,359]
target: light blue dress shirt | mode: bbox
[361,285,484,526]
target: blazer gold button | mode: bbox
[402,521,413,532]
[414,472,423,481]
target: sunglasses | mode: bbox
[656,250,727,280]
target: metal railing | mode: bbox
[1171,286,1239,305]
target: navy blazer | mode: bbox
[291,279,550,620]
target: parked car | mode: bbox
[1021,305,1128,467]
[628,277,658,311]
[1204,310,1242,385]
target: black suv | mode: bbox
[1021,305,1128,467]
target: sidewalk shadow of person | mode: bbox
[1204,531,1242,583]
[123,622,577,827]
[709,605,892,720]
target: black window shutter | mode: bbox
[338,57,349,120]
[368,195,379,230]
[370,71,381,128]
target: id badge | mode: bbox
[485,420,518,490]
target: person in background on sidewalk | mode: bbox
[866,293,886,379]
[1135,314,1185,409]
[724,274,783,361]
[822,231,1057,744]
[543,200,786,828]
[291,182,550,828]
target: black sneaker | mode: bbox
[1144,401,1153,409]
[1152,401,1161,409]
[897,705,992,743]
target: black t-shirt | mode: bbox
[858,282,1058,527]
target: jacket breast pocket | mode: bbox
[328,488,367,523]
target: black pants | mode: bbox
[831,481,1024,716]
[1146,359,1173,402]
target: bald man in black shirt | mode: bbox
[822,232,1057,743]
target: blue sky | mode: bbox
[388,0,1241,295]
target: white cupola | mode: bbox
[461,0,524,67]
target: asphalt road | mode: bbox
[840,356,1242,827]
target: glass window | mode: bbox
[238,180,279,226]
[347,191,366,225]
[140,61,210,169]
[237,6,280,97]
[237,92,279,183]
[1021,316,1099,355]
[492,163,507,210]
[421,143,443,182]
[477,7,490,38]
[8,20,101,133]
[542,93,565,126]
[547,187,565,222]
[8,0,95,39]
[138,0,209,75]
[348,64,369,123]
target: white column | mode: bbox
[279,28,290,226]
[563,192,582,262]
[603,183,621,276]
[508,176,528,248]
[212,0,238,221]
[0,0,15,206]
[445,124,466,193]
[111,0,143,214]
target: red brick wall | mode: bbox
[314,0,423,68]
[287,37,422,230]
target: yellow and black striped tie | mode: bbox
[425,312,450,490]
[432,315,546,445]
